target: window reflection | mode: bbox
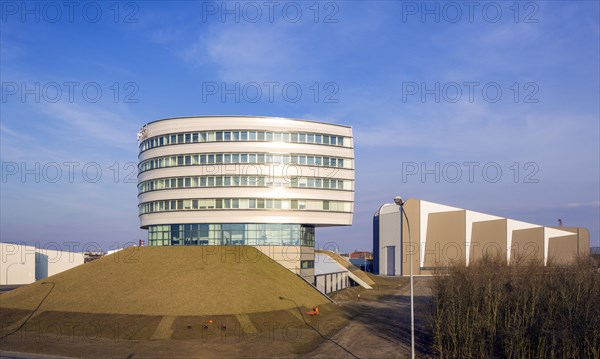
[138,152,351,172]
[139,198,352,214]
[147,223,315,247]
[139,130,348,151]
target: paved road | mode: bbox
[308,277,434,358]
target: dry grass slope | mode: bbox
[0,246,330,316]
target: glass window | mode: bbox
[307,134,314,143]
[192,133,198,142]
[291,133,298,142]
[298,200,306,209]
[224,132,231,141]
[199,224,209,237]
[177,134,184,143]
[241,131,248,140]
[315,134,322,144]
[299,133,306,143]
[249,131,256,140]
[216,132,223,141]
[185,133,191,143]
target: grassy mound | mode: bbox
[0,246,330,316]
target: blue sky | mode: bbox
[1,1,599,252]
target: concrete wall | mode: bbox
[1,242,85,285]
[1,243,36,285]
[35,248,85,280]
[375,203,401,275]
[255,245,314,281]
[315,271,348,294]
[374,199,591,276]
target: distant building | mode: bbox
[137,116,355,281]
[373,199,590,276]
[350,251,373,260]
[348,251,373,272]
[1,242,85,285]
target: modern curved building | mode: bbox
[137,116,354,279]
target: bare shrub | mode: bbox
[430,254,600,358]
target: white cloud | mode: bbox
[182,23,314,82]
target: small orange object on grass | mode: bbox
[306,307,319,316]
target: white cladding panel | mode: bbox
[139,209,353,227]
[138,166,355,182]
[0,243,36,285]
[144,116,352,138]
[138,188,353,202]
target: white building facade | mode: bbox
[137,116,355,279]
[374,199,590,276]
[1,242,85,285]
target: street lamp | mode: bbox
[394,195,415,359]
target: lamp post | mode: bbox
[5,262,25,285]
[394,196,414,359]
